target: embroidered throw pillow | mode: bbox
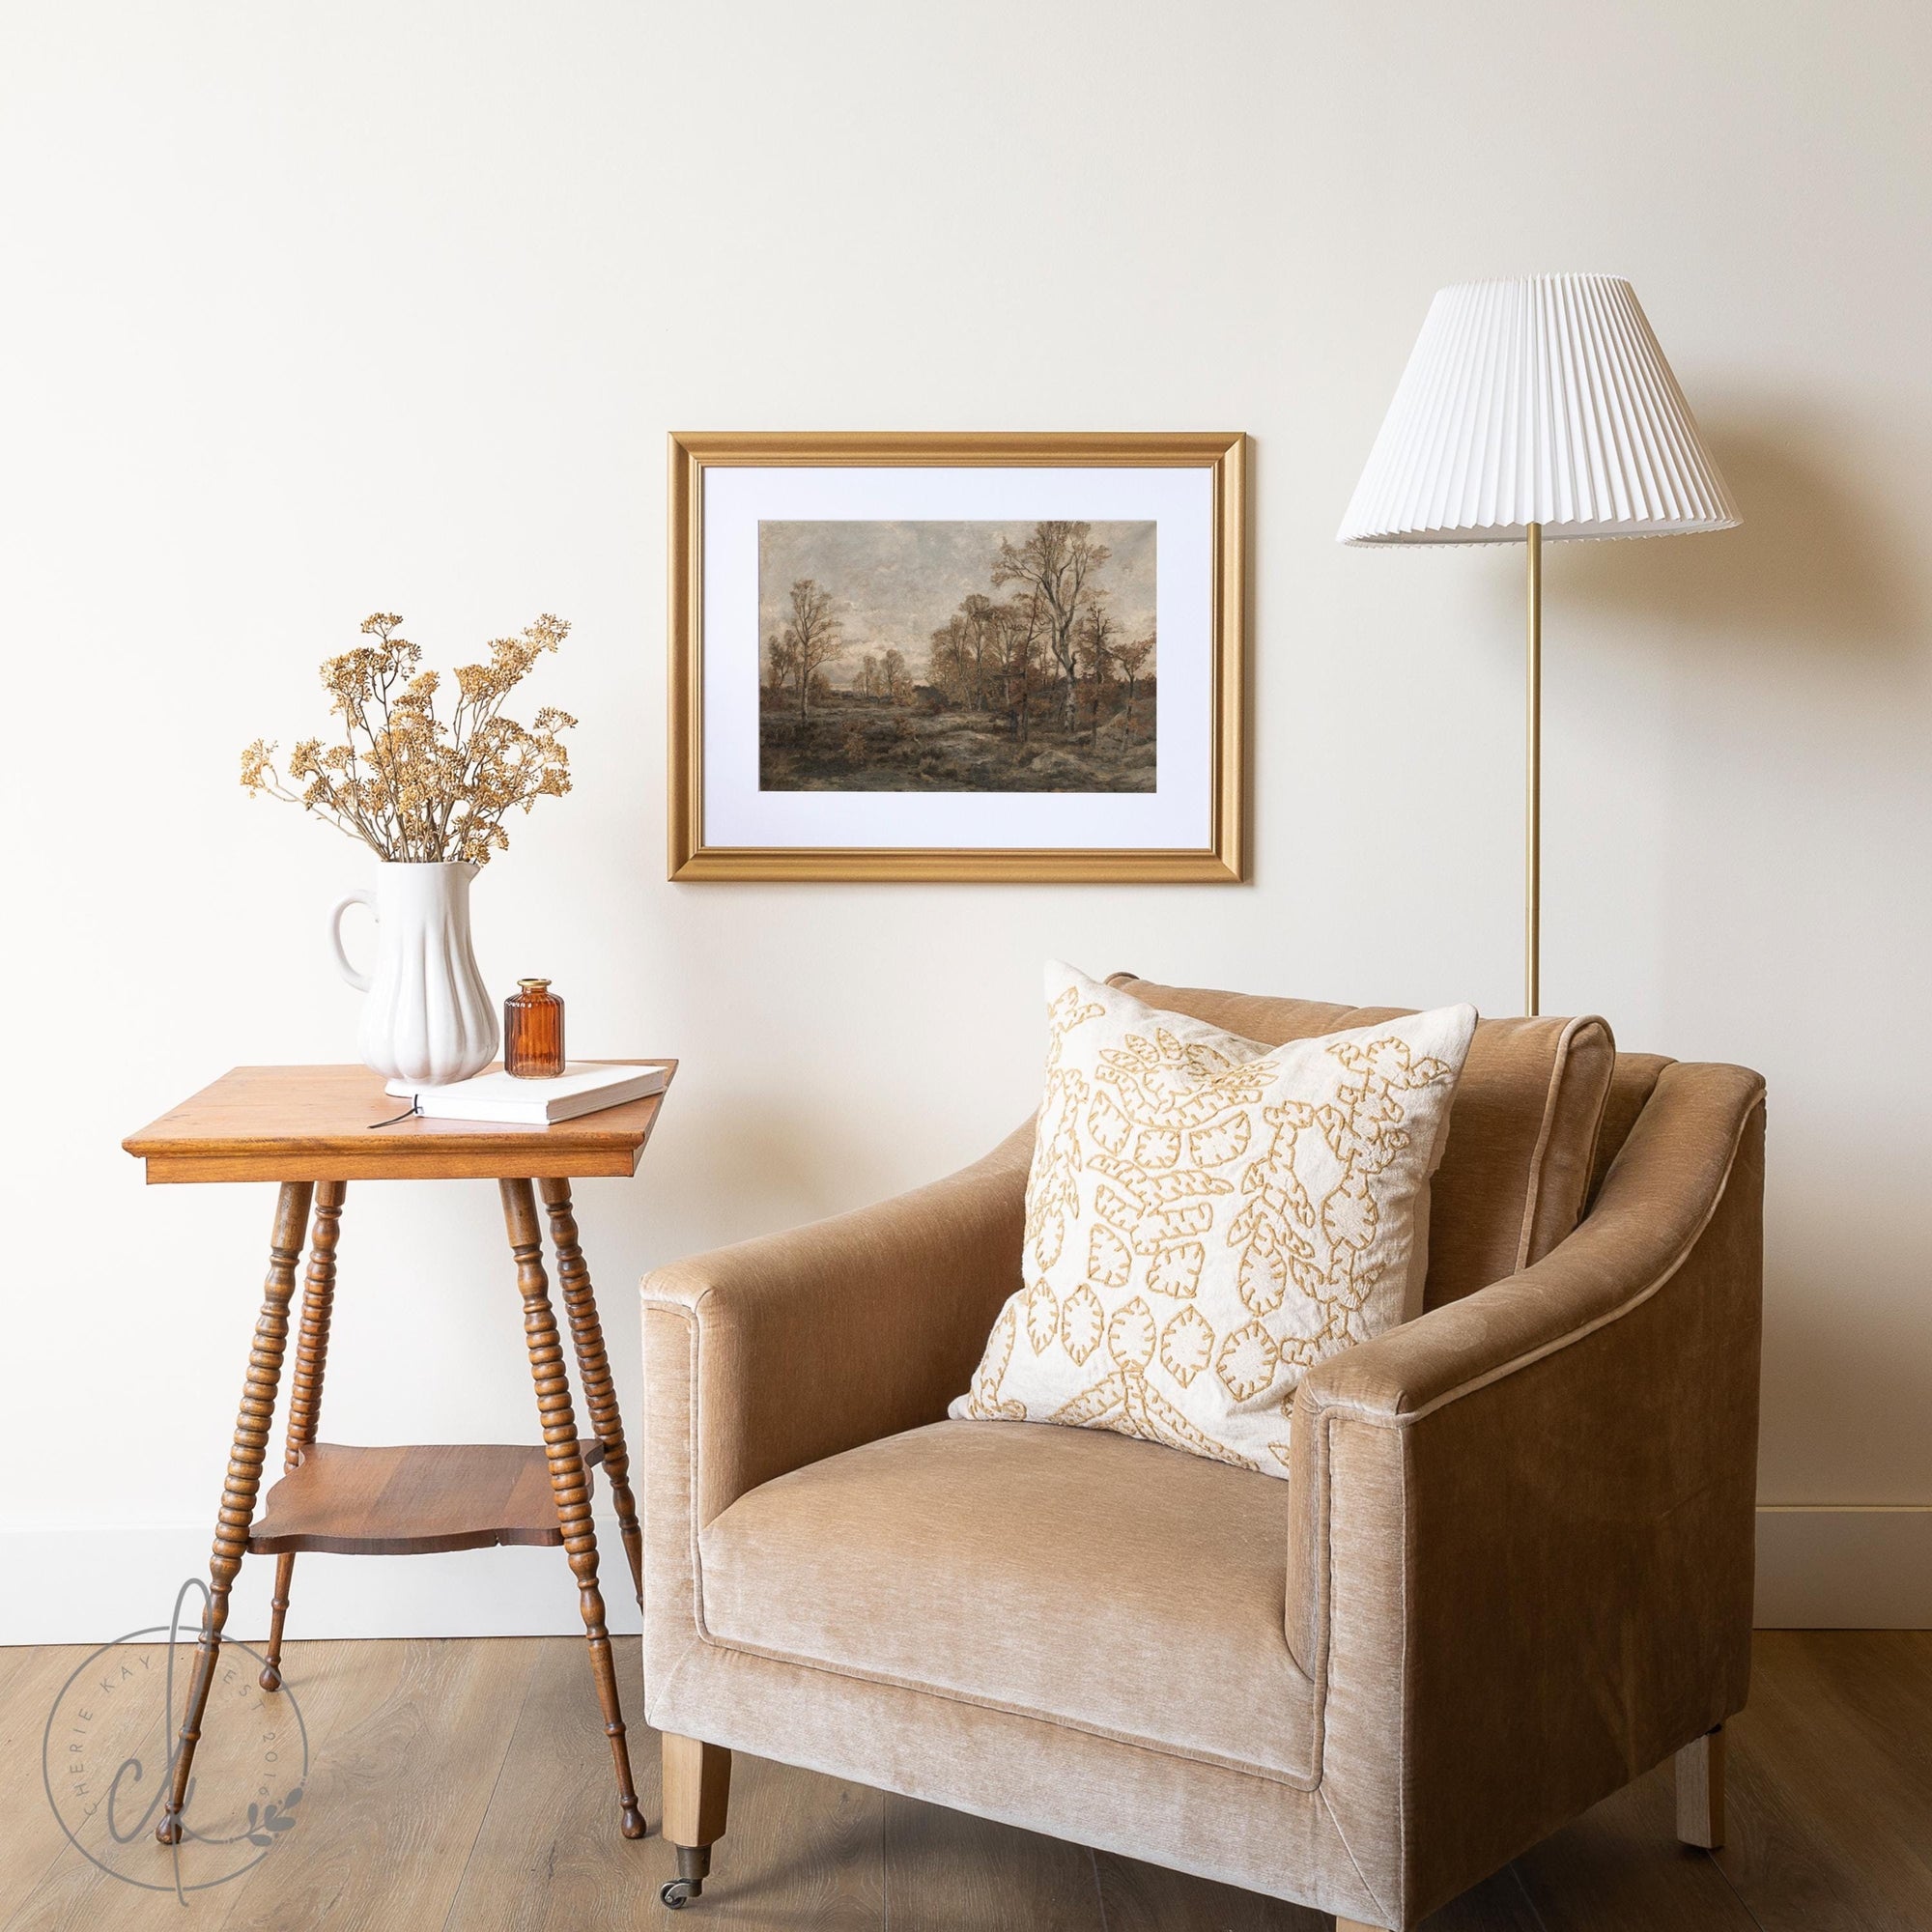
[951,963,1477,1475]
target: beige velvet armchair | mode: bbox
[639,980,1766,1928]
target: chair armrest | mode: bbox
[1286,1060,1766,1927]
[641,1122,1031,1531]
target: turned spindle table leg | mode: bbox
[260,1179,345,1692]
[156,1180,313,1846]
[540,1178,644,1608]
[501,1178,645,1841]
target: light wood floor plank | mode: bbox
[5,1634,415,1932]
[1781,1629,1932,1804]
[1420,1864,1548,1931]
[0,1645,78,1713]
[5,1632,1926,1929]
[6,1654,188,1932]
[1718,1694,1893,1932]
[1093,1847,1328,1930]
[1513,1758,1758,1932]
[439,1635,656,1932]
[209,1636,537,1932]
[0,1648,96,1921]
[885,1792,1101,1931]
[1714,1631,1932,1931]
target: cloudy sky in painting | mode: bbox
[758,520,1155,683]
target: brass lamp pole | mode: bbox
[1337,278,1740,1016]
[1525,523,1541,1016]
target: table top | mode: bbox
[123,1062,676,1183]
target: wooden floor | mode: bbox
[3,1631,1928,1930]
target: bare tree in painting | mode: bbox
[928,597,1004,711]
[928,615,970,706]
[990,591,1049,746]
[782,578,841,720]
[1114,632,1153,741]
[1076,603,1120,747]
[859,650,880,697]
[992,522,1111,736]
[765,630,800,699]
[959,593,998,710]
[881,646,913,707]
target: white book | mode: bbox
[384,1062,669,1126]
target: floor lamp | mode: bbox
[1338,275,1740,1015]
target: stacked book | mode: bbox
[384,1063,668,1126]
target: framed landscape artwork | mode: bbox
[668,431,1246,881]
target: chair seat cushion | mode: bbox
[696,1418,1317,1782]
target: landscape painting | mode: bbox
[756,519,1156,793]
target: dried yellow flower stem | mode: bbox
[242,611,575,865]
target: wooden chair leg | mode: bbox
[156,1180,312,1844]
[1675,1723,1726,1849]
[261,1179,345,1691]
[501,1178,645,1842]
[540,1178,643,1609]
[660,1734,731,1908]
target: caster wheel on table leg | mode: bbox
[661,1877,701,1908]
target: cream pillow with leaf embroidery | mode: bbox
[951,963,1477,1475]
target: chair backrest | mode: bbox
[1108,976,1643,1310]
[1587,1050,1676,1202]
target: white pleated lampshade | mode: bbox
[1338,275,1740,546]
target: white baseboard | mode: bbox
[1753,1505,1932,1629]
[0,1519,639,1648]
[0,1506,1923,1645]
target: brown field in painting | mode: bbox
[758,518,1156,794]
[759,688,1155,793]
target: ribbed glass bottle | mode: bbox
[503,979,565,1078]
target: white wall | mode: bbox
[2,0,1927,1641]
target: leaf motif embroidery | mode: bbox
[1159,1306,1215,1386]
[1186,1114,1251,1167]
[958,1305,1026,1420]
[1215,1321,1280,1403]
[1060,1284,1104,1364]
[1145,1241,1205,1299]
[1024,1279,1059,1354]
[1087,1221,1132,1289]
[1088,1092,1132,1155]
[1106,1297,1157,1371]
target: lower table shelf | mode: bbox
[247,1439,607,1556]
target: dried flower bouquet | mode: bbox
[242,612,575,865]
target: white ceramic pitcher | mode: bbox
[327,862,499,1085]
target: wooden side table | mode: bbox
[123,1061,676,1848]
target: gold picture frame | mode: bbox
[668,431,1247,882]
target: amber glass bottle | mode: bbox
[503,979,565,1078]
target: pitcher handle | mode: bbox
[327,888,377,993]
